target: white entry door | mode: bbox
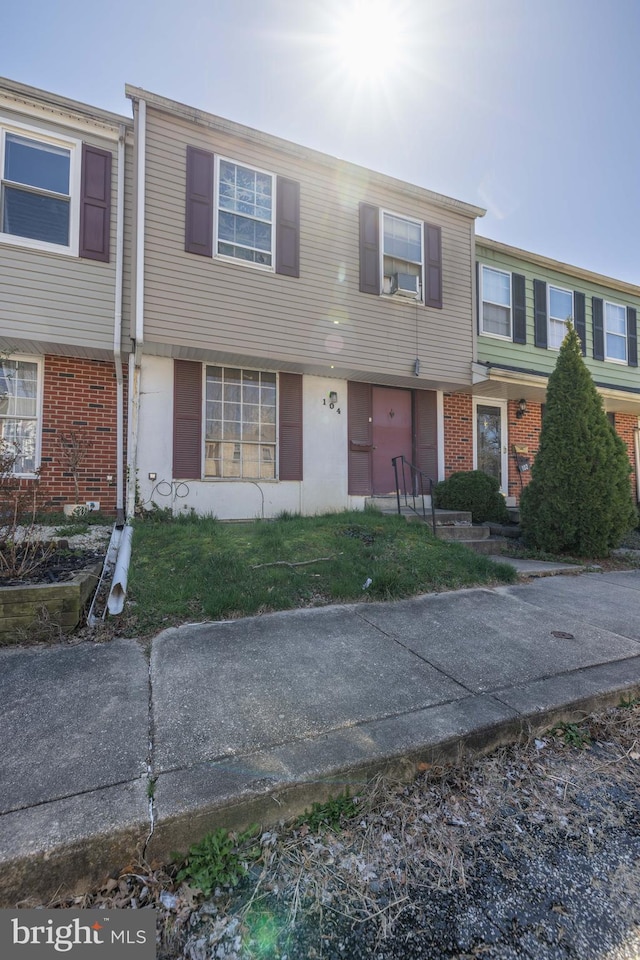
[473,398,509,496]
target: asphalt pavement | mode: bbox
[1,563,640,906]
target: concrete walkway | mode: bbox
[2,565,640,905]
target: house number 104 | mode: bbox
[322,399,341,413]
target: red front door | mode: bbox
[372,387,413,494]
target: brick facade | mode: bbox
[38,356,127,515]
[507,399,542,501]
[612,413,639,505]
[443,393,473,476]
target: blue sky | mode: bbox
[4,0,640,283]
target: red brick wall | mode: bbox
[443,393,473,476]
[612,413,639,505]
[37,356,127,515]
[507,399,542,502]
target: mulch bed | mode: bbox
[0,544,105,587]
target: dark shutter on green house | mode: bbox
[533,279,547,348]
[185,146,214,257]
[424,223,442,308]
[359,203,380,295]
[173,360,202,479]
[278,373,303,480]
[348,381,373,495]
[574,292,586,355]
[275,176,300,277]
[80,144,112,262]
[627,307,638,367]
[414,389,438,482]
[592,297,604,361]
[512,273,526,344]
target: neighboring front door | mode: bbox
[473,398,508,495]
[372,386,413,494]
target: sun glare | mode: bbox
[329,0,408,85]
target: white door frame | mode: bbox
[472,397,509,496]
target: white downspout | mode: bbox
[126,97,146,519]
[113,123,126,526]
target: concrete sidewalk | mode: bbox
[2,566,640,905]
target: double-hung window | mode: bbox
[382,212,422,298]
[0,357,40,475]
[205,366,276,478]
[1,123,79,254]
[548,286,573,349]
[480,265,512,338]
[605,301,627,362]
[216,158,273,267]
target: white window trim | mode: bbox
[548,284,573,351]
[200,364,279,481]
[604,299,628,365]
[479,264,512,341]
[380,208,424,301]
[213,154,276,273]
[0,116,81,257]
[0,353,44,479]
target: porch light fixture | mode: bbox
[328,391,338,403]
[516,398,528,419]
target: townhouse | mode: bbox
[0,77,133,520]
[126,86,484,520]
[471,238,640,505]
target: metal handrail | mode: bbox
[391,456,437,536]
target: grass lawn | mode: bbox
[124,510,517,636]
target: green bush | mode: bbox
[520,325,637,557]
[433,470,509,524]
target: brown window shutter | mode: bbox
[348,381,373,495]
[79,144,111,262]
[185,146,214,257]
[279,373,303,480]
[414,389,438,482]
[423,223,442,308]
[359,203,380,295]
[173,360,202,479]
[276,176,300,277]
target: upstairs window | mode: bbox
[382,212,422,298]
[216,159,273,267]
[0,357,40,475]
[480,265,512,338]
[605,301,627,362]
[548,286,573,349]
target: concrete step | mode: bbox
[436,524,490,542]
[460,537,510,556]
[488,522,522,539]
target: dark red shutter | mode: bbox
[592,297,604,360]
[173,360,202,479]
[279,373,303,480]
[628,307,637,367]
[359,203,380,295]
[276,176,300,277]
[574,292,586,355]
[348,381,373,495]
[533,279,547,348]
[512,273,526,344]
[424,223,442,308]
[79,144,111,262]
[185,146,214,257]
[414,389,438,483]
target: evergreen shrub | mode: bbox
[433,470,509,524]
[520,324,637,556]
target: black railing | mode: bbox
[391,456,437,536]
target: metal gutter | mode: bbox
[126,97,146,519]
[113,124,126,526]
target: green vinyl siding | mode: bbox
[476,243,640,393]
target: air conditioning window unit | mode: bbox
[390,272,420,299]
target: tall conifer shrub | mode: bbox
[520,324,637,556]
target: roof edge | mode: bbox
[125,84,486,220]
[0,76,131,129]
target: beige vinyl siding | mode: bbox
[141,108,476,388]
[477,244,640,393]
[0,110,130,356]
